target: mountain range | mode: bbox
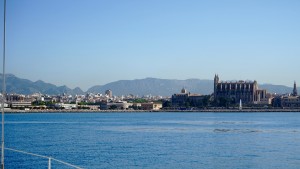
[0,74,298,96]
[0,74,84,95]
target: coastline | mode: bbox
[4,109,300,113]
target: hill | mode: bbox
[87,78,213,96]
[0,74,84,95]
[0,74,297,96]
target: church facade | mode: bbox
[214,75,267,104]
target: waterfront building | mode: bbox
[10,101,32,109]
[171,88,206,107]
[141,102,162,110]
[171,88,189,107]
[272,81,300,108]
[6,94,34,109]
[54,103,77,110]
[281,96,300,108]
[214,75,267,104]
[101,101,132,110]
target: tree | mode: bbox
[219,97,229,107]
[133,99,147,103]
[202,95,211,108]
[185,101,190,108]
[162,100,171,108]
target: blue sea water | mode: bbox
[2,112,300,169]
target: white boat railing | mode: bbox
[4,147,83,169]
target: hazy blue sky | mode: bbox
[0,0,300,90]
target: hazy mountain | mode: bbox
[0,74,298,96]
[0,74,84,95]
[260,84,297,94]
[87,78,214,96]
[88,78,298,96]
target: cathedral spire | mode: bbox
[214,74,219,84]
[293,81,298,96]
[214,74,219,99]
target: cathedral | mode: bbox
[214,75,267,104]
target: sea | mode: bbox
[2,112,300,169]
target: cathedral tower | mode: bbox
[214,74,219,98]
[293,81,298,96]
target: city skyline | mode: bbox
[0,0,300,90]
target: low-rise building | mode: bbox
[54,103,77,110]
[101,101,132,110]
[281,96,300,108]
[141,102,162,110]
[10,101,32,109]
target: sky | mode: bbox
[0,0,299,91]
